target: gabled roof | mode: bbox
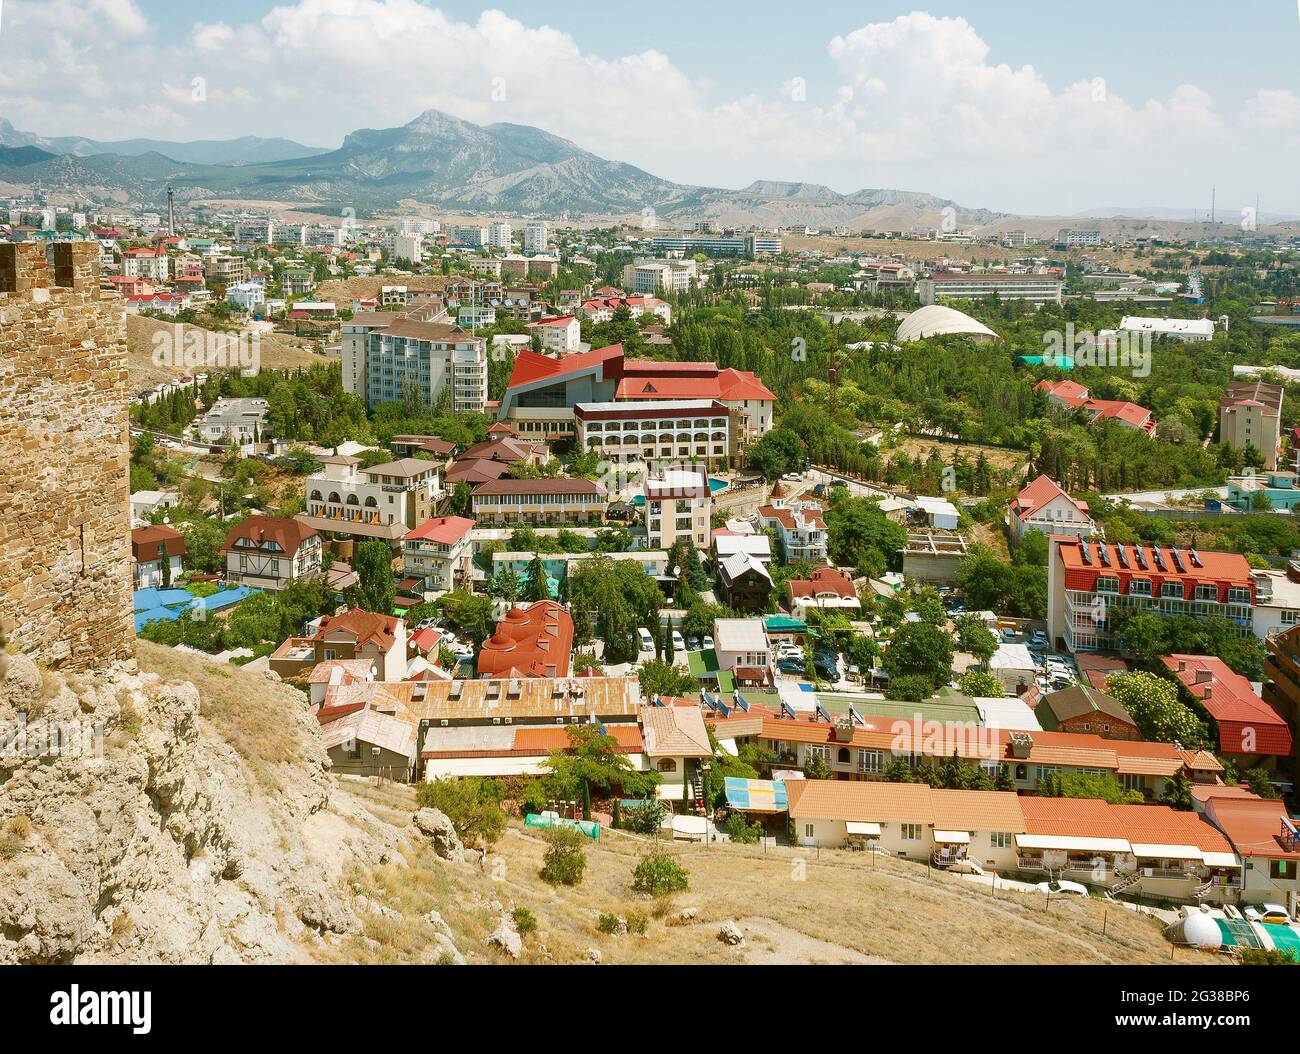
[788,567,856,601]
[1011,475,1089,521]
[130,524,186,562]
[1036,684,1135,729]
[504,344,623,390]
[220,515,319,557]
[312,608,402,651]
[1162,654,1293,756]
[639,704,712,758]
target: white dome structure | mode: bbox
[894,305,1001,344]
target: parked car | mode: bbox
[686,634,701,651]
[1002,627,1019,640]
[671,630,686,652]
[637,627,655,652]
[1244,904,1292,924]
[1036,880,1089,897]
[1029,630,1048,648]
[781,472,802,482]
[814,656,840,681]
[812,483,826,497]
[703,634,714,651]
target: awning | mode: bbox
[1130,843,1205,860]
[1015,833,1132,853]
[1201,851,1241,869]
[845,821,882,836]
[933,830,971,844]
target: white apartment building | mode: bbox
[402,515,476,596]
[121,248,169,281]
[194,397,269,445]
[1058,229,1102,247]
[644,470,712,550]
[450,225,488,247]
[918,272,1062,306]
[390,233,423,263]
[1008,475,1097,543]
[622,258,698,294]
[1118,316,1216,342]
[341,310,486,413]
[487,222,513,250]
[524,222,549,254]
[574,399,732,467]
[528,315,581,355]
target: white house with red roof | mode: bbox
[758,482,828,563]
[578,294,671,326]
[787,566,860,616]
[401,515,475,596]
[527,314,581,354]
[1008,474,1097,542]
[121,246,169,281]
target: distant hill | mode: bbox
[0,118,330,165]
[0,109,999,226]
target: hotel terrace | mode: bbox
[1047,537,1255,653]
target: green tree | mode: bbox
[1105,671,1208,747]
[882,621,955,689]
[540,827,587,886]
[953,613,998,667]
[637,659,697,699]
[543,725,659,821]
[630,849,689,895]
[958,670,1004,697]
[523,554,551,601]
[349,539,396,614]
[415,777,508,848]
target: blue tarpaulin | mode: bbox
[133,585,260,632]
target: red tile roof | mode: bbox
[1010,474,1089,520]
[130,524,186,562]
[312,608,402,651]
[505,344,624,389]
[1203,794,1300,860]
[1162,654,1293,756]
[788,566,856,600]
[220,515,319,558]
[477,600,574,679]
[1054,537,1254,600]
[404,515,475,545]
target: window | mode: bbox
[804,823,815,840]
[1270,859,1292,880]
[1161,582,1184,599]
[901,823,922,841]
[1014,764,1027,781]
[805,745,830,763]
[1096,576,1119,594]
[858,749,883,773]
[657,759,676,773]
[990,832,1012,849]
[1129,579,1152,597]
[837,747,850,764]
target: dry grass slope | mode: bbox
[328,781,1204,966]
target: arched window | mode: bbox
[364,496,378,507]
[310,490,323,501]
[837,747,850,764]
[657,759,677,773]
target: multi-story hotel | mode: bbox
[1047,537,1255,653]
[644,470,712,550]
[573,399,733,467]
[203,254,247,287]
[918,271,1063,306]
[1219,379,1284,470]
[300,455,444,543]
[470,478,607,526]
[496,345,774,442]
[340,307,487,413]
[621,258,698,294]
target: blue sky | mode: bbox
[3,1,1298,214]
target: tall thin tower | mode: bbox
[166,185,175,235]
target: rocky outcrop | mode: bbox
[0,648,403,964]
[718,920,745,946]
[413,808,465,862]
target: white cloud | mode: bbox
[0,3,1294,213]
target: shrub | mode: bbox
[623,798,667,835]
[1239,947,1297,966]
[416,777,508,849]
[626,911,648,935]
[631,849,689,896]
[885,673,935,703]
[724,813,762,844]
[511,907,537,936]
[540,828,587,886]
[596,912,621,934]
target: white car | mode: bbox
[703,634,714,651]
[1036,880,1089,897]
[671,630,686,652]
[781,472,802,482]
[637,627,655,652]
[1244,903,1292,925]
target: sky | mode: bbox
[1,0,1298,216]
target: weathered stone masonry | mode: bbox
[0,242,134,669]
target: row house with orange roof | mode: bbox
[709,707,1220,800]
[1036,379,1156,436]
[1195,785,1300,908]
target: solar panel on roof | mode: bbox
[1189,548,1203,568]
[1135,548,1148,570]
[1080,544,1092,565]
[1153,549,1168,572]
[1171,548,1187,573]
[1116,545,1130,569]
[816,704,832,723]
[1098,543,1110,566]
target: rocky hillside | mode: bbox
[0,641,414,964]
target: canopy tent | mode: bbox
[933,830,972,845]
[845,821,882,836]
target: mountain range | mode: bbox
[0,109,1001,227]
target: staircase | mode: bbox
[690,774,705,816]
[1192,879,1215,901]
[1107,870,1143,897]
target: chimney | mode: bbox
[1194,669,1213,685]
[1009,731,1034,759]
[1177,660,1186,672]
[1203,685,1212,699]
